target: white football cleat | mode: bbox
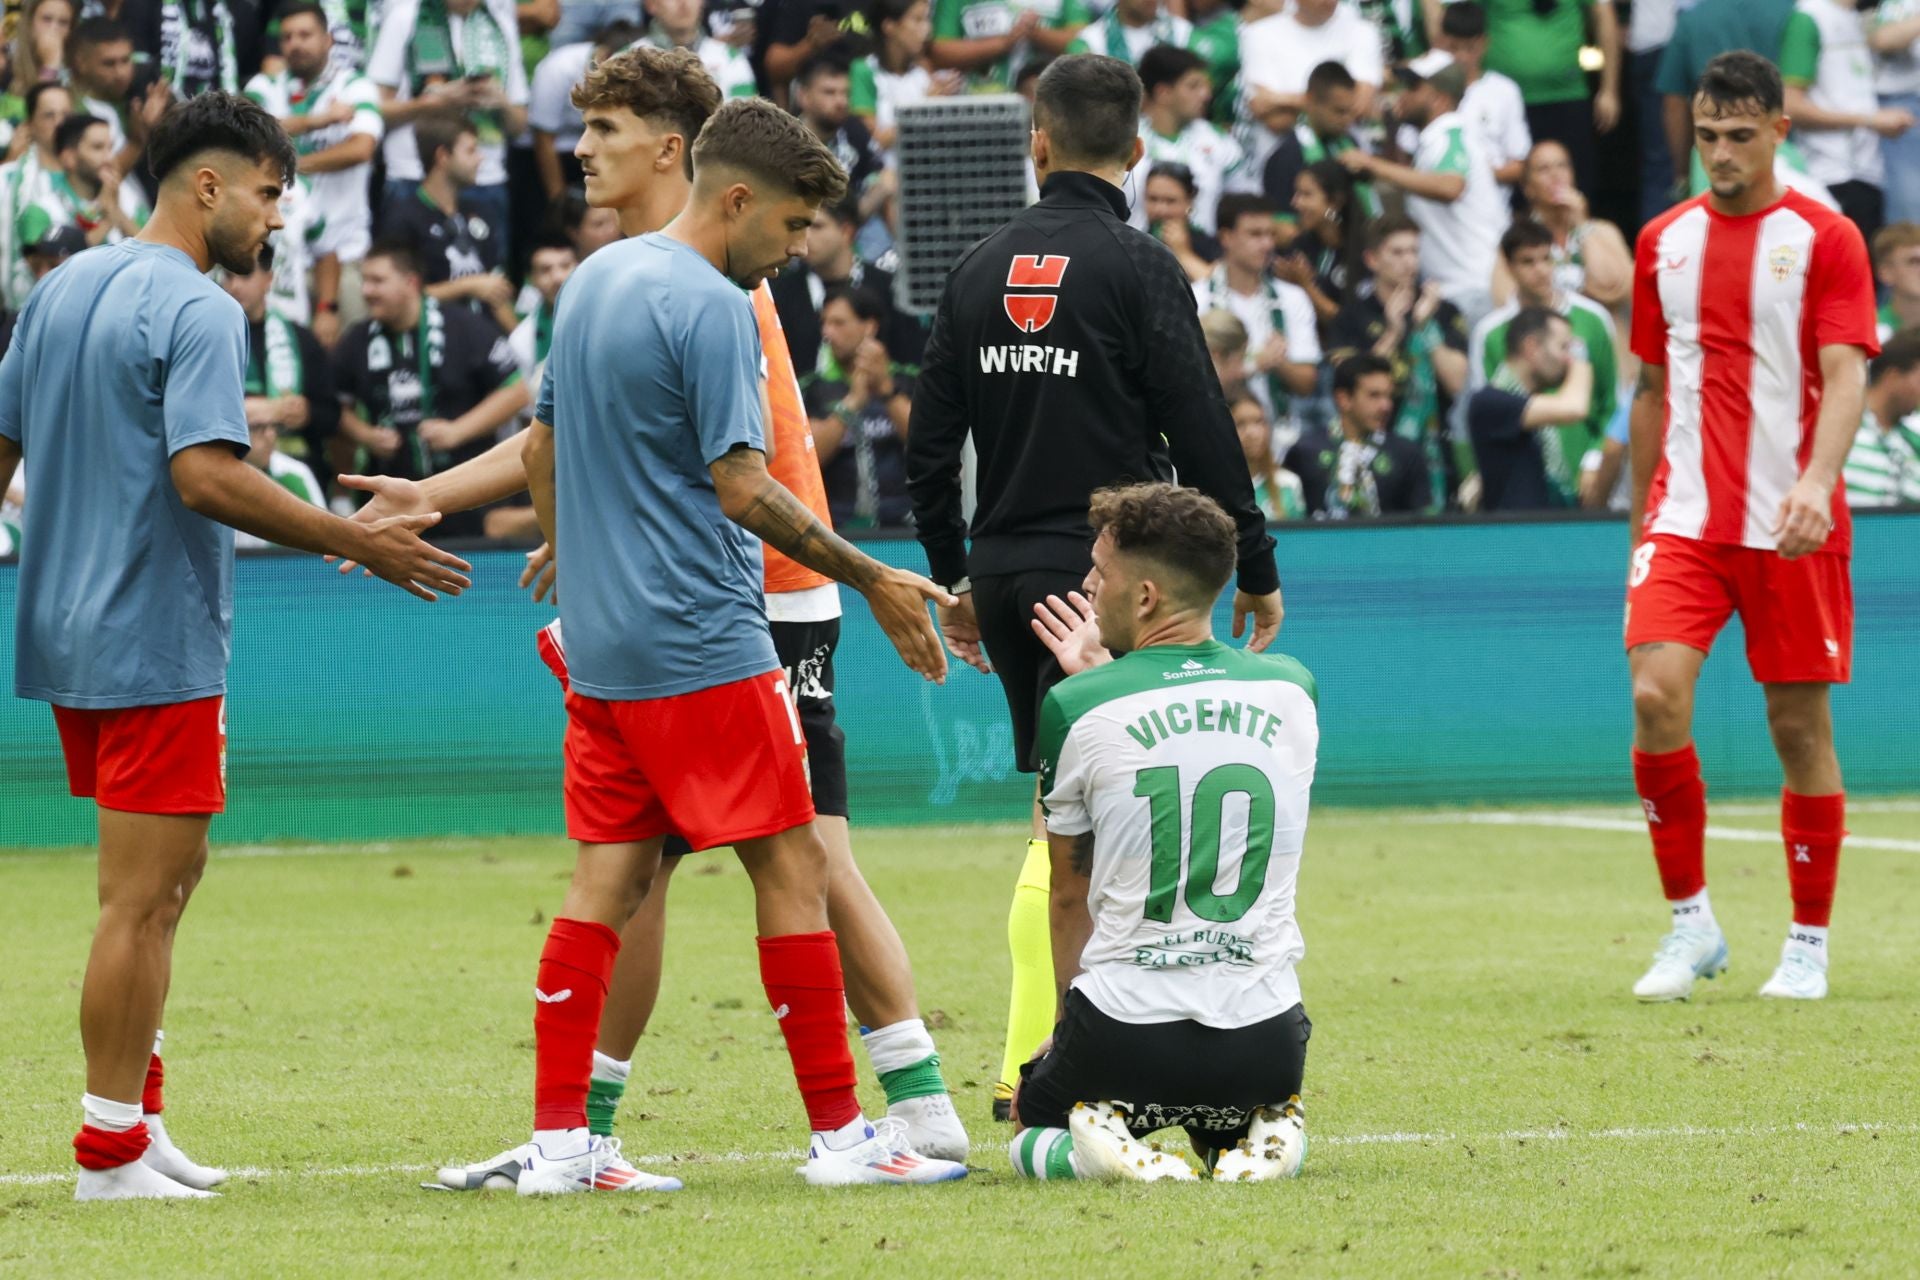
[1633,926,1729,1002]
[75,1159,216,1202]
[886,1093,970,1163]
[431,1144,531,1191]
[515,1135,682,1195]
[1066,1102,1198,1183]
[1213,1102,1307,1182]
[140,1114,227,1190]
[1759,946,1828,1000]
[800,1117,969,1186]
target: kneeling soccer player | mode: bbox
[1009,483,1315,1183]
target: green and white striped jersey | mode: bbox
[1843,409,1920,507]
[1036,639,1318,1029]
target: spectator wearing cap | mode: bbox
[802,284,917,529]
[382,110,518,334]
[771,194,919,371]
[1342,51,1508,323]
[1142,162,1222,280]
[1460,0,1619,203]
[1135,44,1243,234]
[1513,138,1631,310]
[1433,1,1530,187]
[1068,0,1191,66]
[1869,0,1920,227]
[1780,0,1911,243]
[1197,192,1321,442]
[1259,60,1375,220]
[220,255,341,504]
[1235,0,1381,177]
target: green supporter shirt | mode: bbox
[1483,0,1595,105]
[1777,9,1820,85]
[1190,11,1239,99]
[1656,0,1796,96]
[932,0,1091,91]
[1473,297,1619,505]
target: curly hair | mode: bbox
[1087,483,1236,607]
[573,45,722,179]
[691,97,848,206]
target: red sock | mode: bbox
[1633,744,1708,900]
[73,1122,150,1170]
[1782,789,1846,927]
[532,918,620,1131]
[758,931,860,1134]
[143,1054,164,1115]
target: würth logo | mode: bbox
[1004,254,1070,333]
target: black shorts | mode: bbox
[1016,989,1310,1152]
[972,567,1089,773]
[662,617,846,857]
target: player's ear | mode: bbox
[658,133,682,175]
[1773,113,1790,143]
[1124,134,1145,174]
[725,182,753,219]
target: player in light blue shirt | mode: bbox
[507,96,968,1193]
[0,93,469,1202]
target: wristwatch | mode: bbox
[947,576,972,595]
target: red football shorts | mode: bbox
[51,695,228,814]
[1624,534,1852,684]
[563,670,816,848]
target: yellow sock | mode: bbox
[999,837,1056,1089]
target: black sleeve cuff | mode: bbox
[1234,536,1280,597]
[920,537,970,588]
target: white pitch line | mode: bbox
[3,1124,1911,1187]
[1424,812,1920,853]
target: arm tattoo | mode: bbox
[1070,832,1095,879]
[1635,364,1664,400]
[714,447,879,591]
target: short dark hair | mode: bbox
[1087,482,1236,608]
[1015,56,1052,93]
[1696,50,1783,118]
[68,15,132,55]
[823,284,885,325]
[1367,212,1420,251]
[1138,44,1207,97]
[147,91,297,187]
[26,81,72,117]
[823,194,863,229]
[591,18,645,54]
[526,229,578,261]
[1872,328,1920,382]
[364,238,423,279]
[1147,162,1197,199]
[275,1,329,30]
[1499,218,1555,262]
[415,110,475,173]
[1306,59,1356,99]
[795,50,852,87]
[692,96,850,205]
[54,112,109,155]
[1334,352,1394,397]
[1440,0,1485,40]
[1508,306,1566,356]
[1215,192,1275,235]
[575,46,721,180]
[1033,54,1142,168]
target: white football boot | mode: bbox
[75,1160,216,1202]
[1759,943,1829,1001]
[800,1117,969,1186]
[515,1135,682,1195]
[1213,1101,1307,1182]
[140,1114,227,1190]
[886,1093,970,1163]
[431,1144,531,1191]
[1632,925,1729,1001]
[1066,1102,1198,1183]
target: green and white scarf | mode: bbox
[1101,10,1182,61]
[366,297,449,473]
[246,312,304,400]
[167,0,240,97]
[409,0,511,146]
[1200,266,1291,418]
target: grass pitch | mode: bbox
[3,807,1919,1278]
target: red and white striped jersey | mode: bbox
[1631,190,1878,556]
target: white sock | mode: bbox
[819,1114,873,1150]
[1786,923,1830,966]
[152,1029,165,1057]
[531,1126,591,1158]
[860,1018,937,1075]
[1670,889,1717,933]
[82,1093,141,1133]
[590,1050,631,1085]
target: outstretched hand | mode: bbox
[327,473,432,575]
[353,513,473,601]
[865,568,955,683]
[1030,591,1109,676]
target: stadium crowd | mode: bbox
[2,0,1919,556]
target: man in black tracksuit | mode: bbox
[905,53,1284,1121]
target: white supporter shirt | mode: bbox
[244,67,384,262]
[1631,190,1880,552]
[1234,6,1382,172]
[1037,641,1319,1029]
[1787,0,1883,186]
[527,40,593,153]
[1871,0,1920,96]
[1458,71,1531,181]
[1131,117,1245,233]
[1406,110,1509,307]
[1193,268,1321,432]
